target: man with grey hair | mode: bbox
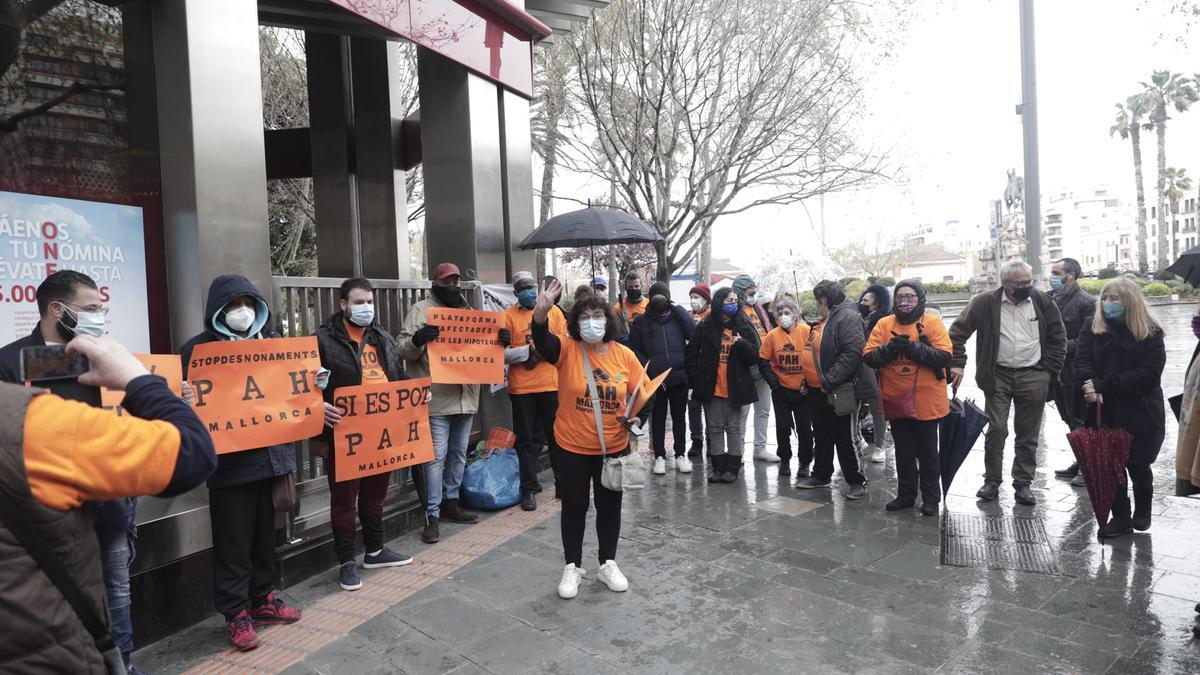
[948,260,1066,505]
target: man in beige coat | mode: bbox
[398,263,511,543]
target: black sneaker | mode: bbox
[885,497,914,512]
[779,463,792,477]
[338,561,362,591]
[976,483,999,501]
[1070,473,1086,487]
[1054,462,1079,478]
[1013,484,1036,506]
[688,441,703,458]
[794,463,811,478]
[845,484,867,500]
[1099,518,1133,539]
[521,491,537,511]
[920,501,939,517]
[363,547,413,569]
[796,477,831,489]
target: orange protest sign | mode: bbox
[101,354,184,415]
[186,337,324,454]
[332,378,435,482]
[426,308,504,384]
[624,368,672,421]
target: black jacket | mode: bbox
[1053,283,1097,385]
[0,323,101,405]
[685,313,763,405]
[859,284,892,337]
[1074,319,1166,466]
[627,304,695,388]
[179,274,297,489]
[817,300,873,400]
[315,311,406,442]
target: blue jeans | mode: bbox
[425,414,473,517]
[91,498,137,657]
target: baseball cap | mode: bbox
[432,262,461,281]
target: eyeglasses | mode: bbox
[60,301,109,315]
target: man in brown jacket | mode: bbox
[948,260,1066,505]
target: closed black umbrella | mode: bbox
[517,207,662,280]
[939,393,988,501]
[1166,245,1200,286]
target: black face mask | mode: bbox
[648,298,669,315]
[1011,286,1033,302]
[858,304,871,318]
[432,285,464,307]
[626,289,642,302]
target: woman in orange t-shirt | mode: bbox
[530,279,644,601]
[759,297,813,479]
[863,279,951,516]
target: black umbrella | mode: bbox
[516,207,662,279]
[1166,245,1200,286]
[939,393,989,500]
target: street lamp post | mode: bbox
[1017,0,1042,278]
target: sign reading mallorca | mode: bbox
[186,337,324,454]
[426,308,504,384]
[101,353,184,415]
[332,378,435,482]
[0,190,149,351]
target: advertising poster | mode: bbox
[426,307,504,384]
[185,337,324,454]
[332,378,435,482]
[0,190,148,351]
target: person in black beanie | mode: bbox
[628,282,696,475]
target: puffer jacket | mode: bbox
[626,304,695,388]
[179,274,297,489]
[817,300,877,401]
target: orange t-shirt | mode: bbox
[552,338,645,455]
[864,314,952,421]
[742,305,769,339]
[760,324,811,391]
[345,322,388,385]
[802,321,824,390]
[714,328,736,399]
[616,297,649,323]
[504,304,567,394]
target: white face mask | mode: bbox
[745,294,758,306]
[225,306,256,333]
[63,305,106,337]
[347,303,375,327]
[778,313,795,330]
[579,318,606,344]
[690,297,705,311]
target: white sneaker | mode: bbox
[870,446,886,463]
[676,455,693,473]
[597,560,629,592]
[558,564,584,599]
[754,448,781,463]
[652,457,667,475]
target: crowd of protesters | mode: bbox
[8,250,1200,672]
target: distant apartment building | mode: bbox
[893,243,971,283]
[1042,187,1134,273]
[1147,197,1200,263]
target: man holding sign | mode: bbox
[179,275,303,652]
[398,262,510,544]
[316,278,416,592]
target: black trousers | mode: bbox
[772,387,813,465]
[210,478,277,620]
[510,391,560,493]
[688,397,704,443]
[1112,464,1153,519]
[811,393,865,485]
[558,449,623,567]
[891,418,941,503]
[651,383,689,458]
[1054,382,1086,431]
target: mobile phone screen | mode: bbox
[20,345,90,382]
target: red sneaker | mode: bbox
[248,593,302,626]
[226,610,260,651]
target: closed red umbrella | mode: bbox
[1066,402,1133,534]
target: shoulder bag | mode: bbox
[810,326,856,416]
[582,345,646,492]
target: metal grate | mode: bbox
[940,513,1059,575]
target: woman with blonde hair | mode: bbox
[1073,278,1165,539]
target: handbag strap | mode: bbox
[0,489,116,655]
[580,345,609,457]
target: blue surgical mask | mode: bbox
[721,303,738,317]
[1102,301,1125,319]
[516,288,537,309]
[348,303,375,327]
[1049,275,1064,292]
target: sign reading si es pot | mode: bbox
[332,378,435,482]
[426,308,505,384]
[186,337,324,454]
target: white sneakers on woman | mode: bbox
[676,455,693,473]
[558,564,584,599]
[652,457,667,475]
[558,561,629,598]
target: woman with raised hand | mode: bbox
[530,278,645,599]
[1074,278,1165,539]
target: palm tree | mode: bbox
[1111,96,1152,273]
[1166,167,1194,214]
[1141,71,1196,268]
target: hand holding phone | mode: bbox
[66,336,149,391]
[20,345,90,383]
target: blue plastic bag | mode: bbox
[461,448,521,510]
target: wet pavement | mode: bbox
[138,304,1200,674]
